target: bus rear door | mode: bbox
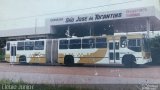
[10,43,17,63]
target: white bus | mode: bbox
[5,34,152,67]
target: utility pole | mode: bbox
[65,26,71,38]
[146,18,150,38]
[35,18,37,38]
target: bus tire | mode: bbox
[122,54,137,68]
[19,55,27,64]
[64,55,74,66]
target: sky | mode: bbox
[0,0,148,20]
[0,0,154,30]
[0,0,111,20]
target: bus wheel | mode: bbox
[122,55,137,68]
[19,55,27,64]
[64,55,74,66]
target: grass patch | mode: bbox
[0,79,25,84]
[0,79,157,90]
[0,79,94,90]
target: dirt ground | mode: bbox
[0,62,160,85]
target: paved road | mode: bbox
[0,63,160,84]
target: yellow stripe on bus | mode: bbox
[78,48,107,64]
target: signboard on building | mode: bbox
[48,6,155,26]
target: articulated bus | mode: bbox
[5,34,152,67]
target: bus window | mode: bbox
[69,39,81,49]
[35,41,44,50]
[128,39,141,52]
[17,42,24,50]
[96,38,107,48]
[82,38,95,48]
[59,40,68,49]
[25,41,34,50]
[7,43,10,51]
[109,43,113,50]
[116,52,120,60]
[120,36,127,48]
[128,39,136,47]
[115,42,119,49]
[109,53,114,60]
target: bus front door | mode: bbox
[10,44,17,63]
[109,40,120,64]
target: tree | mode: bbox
[150,35,160,64]
[0,38,6,48]
[150,35,160,48]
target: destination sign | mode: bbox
[48,6,154,25]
